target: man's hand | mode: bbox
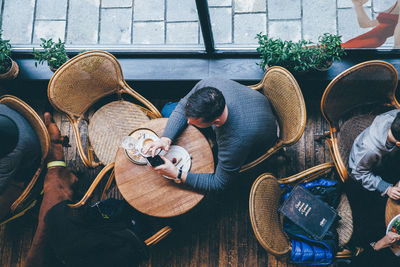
[387,186,400,200]
[143,137,172,157]
[153,156,179,178]
[374,232,400,250]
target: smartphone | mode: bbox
[146,155,165,167]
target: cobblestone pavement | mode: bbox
[0,0,395,49]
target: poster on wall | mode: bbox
[342,0,399,49]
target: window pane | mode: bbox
[208,0,398,50]
[1,0,204,51]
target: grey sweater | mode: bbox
[163,78,277,191]
[349,109,400,195]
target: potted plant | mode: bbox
[256,33,346,73]
[256,33,317,73]
[0,31,19,79]
[33,38,69,72]
[314,33,346,71]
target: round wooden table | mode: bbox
[115,118,214,217]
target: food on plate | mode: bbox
[390,218,400,233]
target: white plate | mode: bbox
[163,145,191,179]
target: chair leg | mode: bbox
[314,131,330,143]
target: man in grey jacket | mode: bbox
[144,78,277,192]
[349,109,400,200]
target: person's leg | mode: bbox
[25,113,77,267]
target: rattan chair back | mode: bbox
[241,66,306,172]
[249,162,353,259]
[249,173,291,256]
[48,51,162,168]
[321,60,399,129]
[0,95,50,225]
[321,60,400,182]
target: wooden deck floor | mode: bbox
[0,93,332,267]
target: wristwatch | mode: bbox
[174,167,183,183]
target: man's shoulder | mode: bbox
[373,109,400,124]
[352,109,400,149]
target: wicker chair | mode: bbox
[240,66,307,172]
[320,60,400,182]
[0,95,50,225]
[48,50,162,169]
[249,162,354,264]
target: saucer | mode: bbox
[124,128,159,165]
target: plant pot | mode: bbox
[0,57,19,80]
[314,61,333,72]
[49,65,58,73]
[48,57,69,73]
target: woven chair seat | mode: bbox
[336,114,375,172]
[249,175,291,256]
[336,193,353,247]
[88,100,149,165]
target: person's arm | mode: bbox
[393,0,400,48]
[184,163,236,192]
[161,98,188,141]
[184,137,249,191]
[372,232,400,250]
[351,151,393,195]
[162,80,206,141]
[145,80,208,156]
[351,0,379,28]
[153,154,236,192]
[154,136,247,192]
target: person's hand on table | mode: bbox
[153,156,178,178]
[152,156,187,183]
[373,232,400,250]
[143,137,172,157]
[387,186,400,200]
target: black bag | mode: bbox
[45,199,149,267]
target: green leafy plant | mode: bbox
[314,33,346,70]
[33,38,69,70]
[256,33,346,72]
[0,31,12,74]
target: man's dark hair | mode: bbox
[184,87,226,123]
[391,112,400,142]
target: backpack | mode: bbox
[45,199,149,267]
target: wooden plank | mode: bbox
[267,254,298,267]
[304,111,316,169]
[0,224,13,266]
